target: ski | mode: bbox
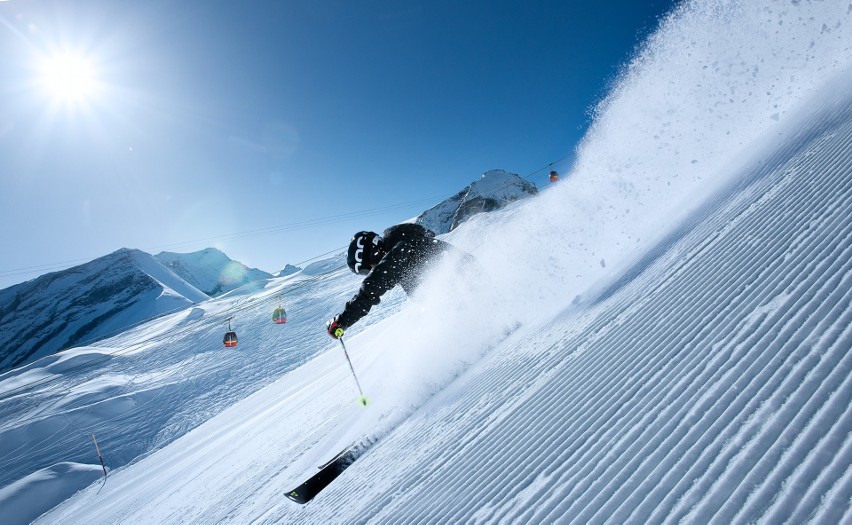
[285,437,375,504]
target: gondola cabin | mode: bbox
[273,307,287,325]
[224,331,238,348]
[549,170,559,183]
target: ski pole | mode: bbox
[338,338,369,407]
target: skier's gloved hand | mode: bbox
[327,318,345,339]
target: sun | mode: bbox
[37,51,101,105]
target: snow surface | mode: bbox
[0,463,104,525]
[1,1,851,523]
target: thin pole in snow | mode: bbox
[91,432,108,478]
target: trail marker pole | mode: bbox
[91,432,108,478]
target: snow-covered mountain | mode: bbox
[415,169,538,233]
[275,264,302,278]
[0,248,207,374]
[155,248,272,297]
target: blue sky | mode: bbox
[0,0,678,289]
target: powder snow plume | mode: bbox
[378,0,852,421]
[448,0,852,324]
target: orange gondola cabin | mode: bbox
[223,317,238,348]
[273,306,288,325]
[549,170,559,183]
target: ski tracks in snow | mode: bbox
[299,86,852,524]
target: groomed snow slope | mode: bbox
[37,76,852,524]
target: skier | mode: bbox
[327,223,464,339]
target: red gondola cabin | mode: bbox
[273,307,287,325]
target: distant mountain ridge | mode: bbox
[276,264,302,278]
[155,248,271,297]
[0,248,208,373]
[415,169,538,234]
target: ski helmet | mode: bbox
[347,231,384,275]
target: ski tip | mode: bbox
[357,395,369,408]
[287,490,309,504]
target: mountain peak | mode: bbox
[276,264,302,278]
[155,249,271,297]
[416,169,538,234]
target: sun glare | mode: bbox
[37,51,101,105]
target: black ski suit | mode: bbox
[335,223,452,329]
